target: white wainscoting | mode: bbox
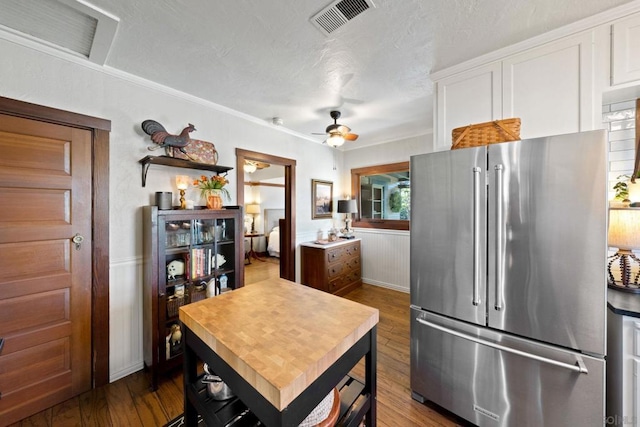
[353,228,410,293]
[109,256,144,382]
[108,230,410,382]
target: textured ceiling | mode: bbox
[58,0,638,147]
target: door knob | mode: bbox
[72,233,84,250]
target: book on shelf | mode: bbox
[191,247,215,279]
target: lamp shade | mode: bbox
[337,199,358,214]
[327,134,345,148]
[609,208,640,250]
[246,203,260,215]
[175,175,190,190]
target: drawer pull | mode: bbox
[0,337,4,355]
[416,318,588,374]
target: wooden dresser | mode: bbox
[300,238,361,296]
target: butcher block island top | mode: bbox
[178,277,379,412]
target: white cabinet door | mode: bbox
[502,32,595,139]
[612,13,640,86]
[434,62,501,151]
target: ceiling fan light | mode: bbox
[244,162,257,173]
[327,134,345,147]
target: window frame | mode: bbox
[350,161,410,231]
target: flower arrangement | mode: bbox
[193,174,230,201]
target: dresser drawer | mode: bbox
[328,263,344,278]
[328,275,347,293]
[326,247,345,264]
[344,242,360,257]
[329,270,362,294]
[344,257,360,272]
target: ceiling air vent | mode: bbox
[310,0,376,35]
[0,0,118,65]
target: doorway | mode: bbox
[236,149,296,282]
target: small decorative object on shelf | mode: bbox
[176,175,190,209]
[194,174,230,209]
[206,278,219,298]
[206,190,223,209]
[142,119,197,160]
[173,139,219,165]
[167,260,185,280]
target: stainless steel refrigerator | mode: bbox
[410,130,608,426]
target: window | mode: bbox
[350,162,410,231]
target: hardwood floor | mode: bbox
[9,258,467,426]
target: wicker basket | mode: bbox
[451,118,521,150]
[190,287,206,303]
[167,295,186,317]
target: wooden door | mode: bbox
[0,114,92,425]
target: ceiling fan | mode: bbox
[314,111,359,147]
[244,160,270,174]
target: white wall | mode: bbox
[0,38,346,381]
[343,135,433,292]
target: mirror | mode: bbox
[350,162,410,231]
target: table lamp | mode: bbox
[246,203,260,233]
[608,207,640,292]
[175,175,190,209]
[337,199,357,239]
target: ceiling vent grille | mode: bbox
[310,0,375,35]
[0,0,118,65]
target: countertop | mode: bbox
[178,277,379,411]
[299,237,361,249]
[608,287,640,318]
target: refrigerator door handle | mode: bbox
[415,317,589,374]
[494,164,504,311]
[472,166,482,306]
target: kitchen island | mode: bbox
[179,277,379,426]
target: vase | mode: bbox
[206,190,223,210]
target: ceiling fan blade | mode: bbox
[344,133,359,141]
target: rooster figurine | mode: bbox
[142,119,196,160]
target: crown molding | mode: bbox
[0,26,319,143]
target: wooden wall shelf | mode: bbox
[139,155,233,187]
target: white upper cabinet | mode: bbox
[434,62,502,152]
[611,12,640,86]
[432,30,603,151]
[502,32,595,139]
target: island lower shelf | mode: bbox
[186,373,371,427]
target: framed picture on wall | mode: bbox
[312,179,333,219]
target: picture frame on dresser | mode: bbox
[312,179,333,219]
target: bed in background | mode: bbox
[263,208,284,257]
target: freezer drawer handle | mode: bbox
[472,166,482,306]
[416,317,588,374]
